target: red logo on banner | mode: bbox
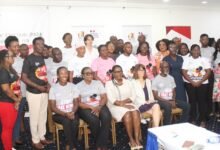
[166,26,191,39]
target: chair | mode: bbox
[111,119,117,146]
[55,119,89,150]
[55,119,116,150]
[171,107,183,122]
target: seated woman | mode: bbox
[77,67,111,150]
[105,65,142,149]
[49,67,79,150]
[132,64,161,127]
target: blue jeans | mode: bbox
[13,97,26,143]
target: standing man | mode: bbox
[22,37,52,149]
[200,34,215,116]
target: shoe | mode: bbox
[129,143,140,150]
[40,139,53,145]
[15,139,23,145]
[32,142,44,150]
[200,122,206,128]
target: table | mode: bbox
[148,123,220,150]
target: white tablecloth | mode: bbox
[148,123,220,150]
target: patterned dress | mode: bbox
[213,53,220,102]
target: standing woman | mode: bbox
[163,42,187,102]
[212,39,220,121]
[178,43,190,60]
[77,67,111,150]
[49,67,79,150]
[132,64,161,127]
[84,34,99,65]
[182,44,211,127]
[106,65,142,149]
[61,33,76,65]
[154,39,170,73]
[106,41,119,61]
[136,42,157,80]
[0,50,22,150]
[91,45,115,84]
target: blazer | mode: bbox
[131,79,156,108]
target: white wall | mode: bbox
[0,1,220,52]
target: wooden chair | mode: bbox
[171,107,183,122]
[111,119,117,146]
[55,119,117,150]
[55,119,89,150]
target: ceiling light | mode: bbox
[163,0,171,3]
[201,1,208,4]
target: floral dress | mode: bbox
[213,55,220,102]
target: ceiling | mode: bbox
[1,0,220,8]
[52,0,220,6]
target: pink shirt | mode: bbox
[91,57,115,83]
[136,54,156,80]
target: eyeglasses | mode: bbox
[83,72,93,76]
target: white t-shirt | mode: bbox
[68,55,91,77]
[46,61,67,85]
[49,82,79,113]
[152,74,176,100]
[13,56,26,97]
[85,47,99,65]
[200,46,215,65]
[182,56,211,84]
[61,47,76,65]
[116,54,138,78]
[77,80,106,107]
[180,53,190,61]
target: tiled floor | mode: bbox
[1,116,220,150]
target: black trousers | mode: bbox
[78,105,112,148]
[158,99,190,125]
[207,71,214,115]
[185,83,208,123]
[53,114,79,148]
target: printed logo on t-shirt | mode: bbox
[159,88,173,100]
[35,65,48,82]
[83,94,100,107]
[10,80,21,96]
[188,66,205,81]
[56,102,73,112]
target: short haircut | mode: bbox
[84,34,94,42]
[190,44,200,51]
[56,66,68,75]
[32,37,44,45]
[81,67,91,75]
[98,44,106,53]
[52,47,61,55]
[200,33,209,39]
[4,36,19,48]
[62,33,72,41]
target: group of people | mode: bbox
[0,32,219,150]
